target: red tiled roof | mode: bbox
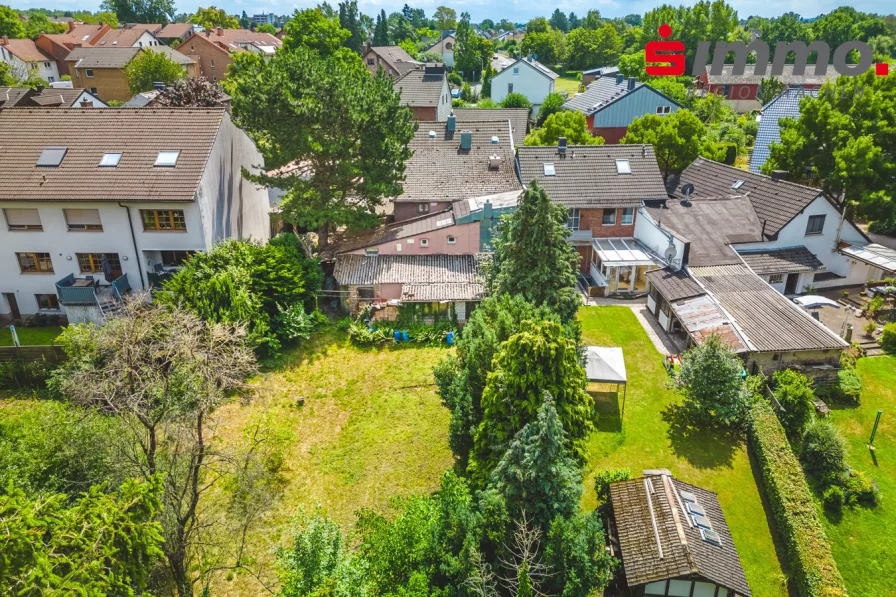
[1,38,52,62]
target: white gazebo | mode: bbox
[584,346,628,420]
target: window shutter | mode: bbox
[5,208,41,226]
[64,209,102,226]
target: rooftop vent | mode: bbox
[459,130,473,150]
[616,73,624,85]
[700,528,723,547]
[491,135,499,144]
[771,170,787,181]
[446,113,456,132]
[543,162,555,176]
[627,76,636,91]
[732,179,745,190]
[36,146,67,167]
[615,159,631,174]
[428,130,437,139]
[489,154,502,169]
[558,136,567,154]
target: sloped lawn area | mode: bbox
[578,306,789,597]
[823,356,896,597]
[0,326,64,346]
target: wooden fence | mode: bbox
[0,345,66,363]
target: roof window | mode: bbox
[615,159,631,174]
[99,152,122,167]
[154,150,181,167]
[732,179,745,190]
[543,163,555,176]
[36,147,67,167]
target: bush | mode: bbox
[836,369,862,403]
[536,92,565,126]
[448,71,463,86]
[460,82,473,102]
[864,320,878,337]
[274,304,318,343]
[843,470,878,506]
[500,92,531,109]
[881,322,896,353]
[0,358,55,391]
[773,369,816,440]
[593,468,630,507]
[748,399,846,597]
[868,219,896,236]
[801,421,849,483]
[866,295,884,319]
[677,334,751,428]
[823,485,844,512]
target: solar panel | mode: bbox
[700,528,723,547]
[692,514,712,530]
[679,490,697,503]
[686,502,706,517]
[36,147,67,167]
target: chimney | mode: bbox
[489,154,502,169]
[558,136,567,154]
[446,112,456,132]
[153,81,165,91]
[0,35,8,46]
[459,130,472,150]
[627,77,636,91]
[482,201,493,220]
[216,27,224,36]
[79,98,94,108]
[615,73,624,85]
[67,21,75,32]
[771,170,787,181]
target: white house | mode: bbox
[0,107,270,324]
[0,36,59,83]
[489,57,557,112]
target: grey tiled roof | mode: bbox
[669,157,823,238]
[401,282,486,301]
[0,108,226,202]
[398,120,521,203]
[334,254,485,286]
[738,246,823,275]
[329,210,456,255]
[690,263,847,351]
[452,108,529,141]
[66,46,195,68]
[702,63,837,86]
[368,45,421,75]
[564,76,680,116]
[394,68,446,107]
[517,145,668,208]
[0,87,32,107]
[610,474,752,596]
[29,88,94,107]
[749,89,818,173]
[645,268,704,302]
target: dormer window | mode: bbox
[99,152,122,167]
[36,147,67,167]
[154,150,180,167]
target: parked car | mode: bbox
[451,88,461,98]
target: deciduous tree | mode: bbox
[433,5,456,30]
[283,7,349,55]
[525,110,603,146]
[622,109,706,180]
[0,5,25,38]
[190,6,238,30]
[564,23,622,70]
[124,49,185,95]
[101,0,175,25]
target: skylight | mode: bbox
[154,150,181,167]
[99,152,122,167]
[615,159,631,174]
[36,147,67,167]
[543,163,556,176]
[732,179,745,190]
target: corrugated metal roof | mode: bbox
[670,293,748,352]
[749,89,818,173]
[840,243,896,274]
[646,268,705,302]
[401,282,486,301]
[334,253,485,286]
[328,210,457,255]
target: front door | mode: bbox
[3,293,20,320]
[784,273,799,295]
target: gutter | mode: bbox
[119,202,145,290]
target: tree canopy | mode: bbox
[677,333,750,427]
[525,110,604,146]
[124,49,185,95]
[190,5,238,29]
[622,110,706,180]
[282,8,350,56]
[100,0,175,25]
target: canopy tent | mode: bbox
[585,346,628,421]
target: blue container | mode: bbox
[402,331,410,343]
[393,330,402,343]
[446,331,455,345]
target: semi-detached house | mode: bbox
[179,28,281,82]
[0,107,270,325]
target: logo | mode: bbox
[645,25,890,78]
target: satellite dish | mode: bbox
[664,245,677,263]
[681,183,695,197]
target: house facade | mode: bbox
[695,64,835,113]
[0,36,59,82]
[0,108,270,324]
[489,57,557,112]
[394,66,451,121]
[423,35,455,67]
[66,46,196,102]
[179,28,281,82]
[563,75,682,143]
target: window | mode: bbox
[4,208,42,230]
[99,152,122,167]
[621,207,634,225]
[17,252,53,273]
[513,67,519,75]
[806,214,825,235]
[160,250,195,266]
[154,150,181,167]
[210,59,215,69]
[667,580,693,597]
[48,76,54,82]
[367,58,375,65]
[566,208,580,230]
[507,83,513,94]
[769,273,784,284]
[365,248,379,256]
[89,87,98,95]
[615,159,631,174]
[138,41,142,46]
[44,62,51,68]
[420,238,429,247]
[64,209,103,231]
[732,179,745,190]
[655,105,671,114]
[36,294,60,310]
[417,203,429,214]
[721,83,730,97]
[141,209,187,231]
[447,235,456,244]
[85,68,94,77]
[77,253,122,276]
[602,208,616,226]
[36,146,67,167]
[445,42,452,49]
[543,162,555,176]
[358,287,375,298]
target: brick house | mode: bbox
[695,64,835,113]
[393,65,451,121]
[179,28,281,82]
[563,75,682,143]
[36,24,109,77]
[517,144,669,293]
[66,46,197,103]
[362,45,421,78]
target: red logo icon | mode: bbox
[645,25,686,76]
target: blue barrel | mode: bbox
[393,330,402,343]
[402,331,410,342]
[446,331,455,345]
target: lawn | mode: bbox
[822,356,896,597]
[578,306,789,597]
[554,74,583,98]
[0,326,64,346]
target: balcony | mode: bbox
[566,228,593,245]
[56,273,131,305]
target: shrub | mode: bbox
[773,369,815,440]
[677,334,751,428]
[461,82,473,102]
[448,71,463,86]
[748,399,846,597]
[593,468,630,507]
[823,485,844,512]
[801,421,849,483]
[866,295,884,319]
[864,320,878,337]
[836,368,862,403]
[500,92,531,109]
[0,358,55,391]
[536,92,565,126]
[868,219,896,236]
[274,304,317,343]
[882,322,896,354]
[843,470,878,506]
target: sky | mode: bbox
[9,0,883,26]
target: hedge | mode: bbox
[748,399,846,597]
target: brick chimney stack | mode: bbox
[216,27,223,36]
[1,36,8,46]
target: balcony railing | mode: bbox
[56,273,130,305]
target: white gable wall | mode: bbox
[490,60,555,110]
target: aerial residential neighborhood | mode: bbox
[0,2,895,597]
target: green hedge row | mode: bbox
[748,399,847,597]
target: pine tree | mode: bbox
[491,181,581,322]
[373,9,389,45]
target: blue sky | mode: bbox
[11,0,879,25]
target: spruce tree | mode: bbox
[338,0,364,54]
[373,9,390,45]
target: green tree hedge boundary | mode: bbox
[748,399,846,597]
